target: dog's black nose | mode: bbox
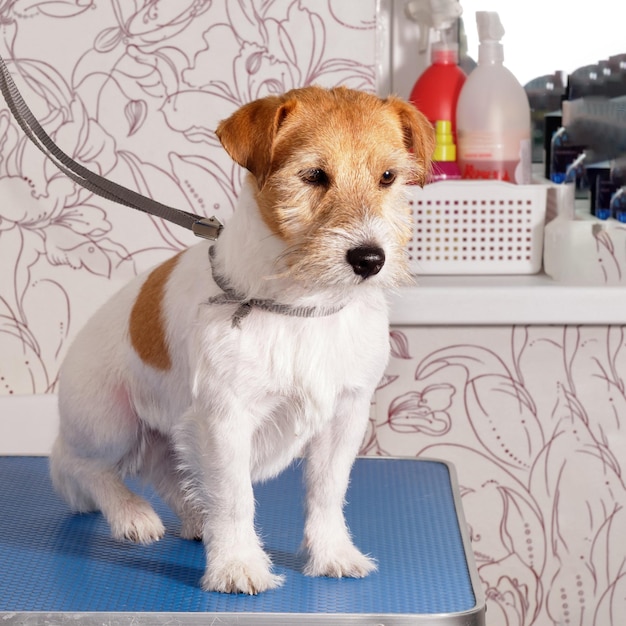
[346,246,385,279]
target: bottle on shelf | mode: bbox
[611,187,626,222]
[456,11,532,184]
[549,101,586,186]
[409,42,466,140]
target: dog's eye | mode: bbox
[380,170,396,187]
[301,168,329,187]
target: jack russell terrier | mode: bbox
[50,85,434,594]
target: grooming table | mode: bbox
[0,457,485,625]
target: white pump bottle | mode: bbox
[456,11,531,184]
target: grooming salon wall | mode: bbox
[1,2,626,625]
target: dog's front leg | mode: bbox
[178,401,284,594]
[302,391,377,579]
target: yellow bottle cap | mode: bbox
[433,120,457,162]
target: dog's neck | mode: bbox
[209,179,356,312]
[207,246,345,328]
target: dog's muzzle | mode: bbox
[346,246,385,279]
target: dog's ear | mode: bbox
[216,96,297,188]
[385,96,435,187]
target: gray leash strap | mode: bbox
[0,55,223,241]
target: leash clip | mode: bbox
[0,53,225,240]
[192,216,224,240]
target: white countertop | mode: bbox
[387,173,626,325]
[389,272,626,326]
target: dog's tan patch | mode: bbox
[129,252,181,370]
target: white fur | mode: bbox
[50,179,393,594]
[47,79,437,595]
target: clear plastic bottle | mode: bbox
[456,11,532,184]
[550,101,586,186]
[611,187,626,222]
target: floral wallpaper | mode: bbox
[0,0,377,395]
[1,2,625,625]
[365,325,626,625]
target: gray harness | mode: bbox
[207,247,345,328]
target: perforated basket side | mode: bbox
[406,181,548,275]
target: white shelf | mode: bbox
[389,272,626,325]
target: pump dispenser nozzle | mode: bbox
[405,0,463,53]
[476,11,505,64]
[476,11,504,43]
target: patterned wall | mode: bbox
[1,2,625,624]
[0,0,377,395]
[367,325,626,625]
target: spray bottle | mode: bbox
[456,11,531,184]
[407,0,465,140]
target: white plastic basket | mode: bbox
[406,181,548,275]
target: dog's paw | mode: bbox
[201,555,284,595]
[303,541,377,579]
[109,497,165,544]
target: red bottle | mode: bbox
[409,43,466,138]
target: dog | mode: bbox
[50,86,434,595]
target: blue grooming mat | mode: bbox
[0,457,484,625]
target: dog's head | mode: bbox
[216,86,434,290]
